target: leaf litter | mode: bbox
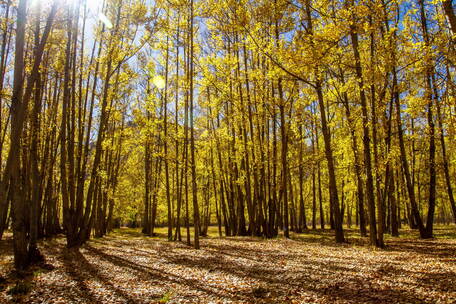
[0,228,455,303]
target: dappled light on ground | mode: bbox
[1,227,455,303]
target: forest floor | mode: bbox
[0,226,456,304]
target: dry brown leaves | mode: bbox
[1,228,455,304]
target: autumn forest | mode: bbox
[0,0,455,303]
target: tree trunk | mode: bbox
[350,27,379,247]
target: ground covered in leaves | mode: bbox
[1,226,456,304]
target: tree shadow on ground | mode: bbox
[2,228,455,303]
[387,238,456,259]
[61,247,165,304]
[167,242,434,303]
[82,237,438,304]
[83,244,252,302]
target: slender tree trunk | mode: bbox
[9,0,28,270]
[393,59,425,234]
[438,67,456,224]
[341,81,367,237]
[390,172,399,237]
[279,101,289,238]
[163,31,172,241]
[189,0,199,249]
[298,125,307,232]
[315,80,344,243]
[421,1,437,239]
[350,27,379,247]
[29,5,44,262]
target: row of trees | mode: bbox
[136,0,456,249]
[0,0,155,269]
[0,0,455,269]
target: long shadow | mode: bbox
[419,269,456,293]
[4,229,453,303]
[386,238,456,259]
[84,244,252,301]
[378,263,456,293]
[174,238,444,303]
[167,241,438,303]
[202,240,352,266]
[88,239,431,304]
[161,241,369,284]
[61,249,106,303]
[61,248,157,304]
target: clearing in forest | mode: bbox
[1,227,456,304]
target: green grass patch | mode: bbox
[158,290,173,303]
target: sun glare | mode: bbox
[86,0,101,12]
[30,0,112,29]
[152,75,166,89]
[98,12,113,29]
[31,0,100,11]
